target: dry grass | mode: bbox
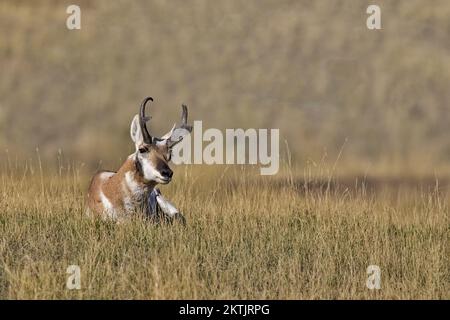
[0,160,448,299]
[1,0,449,300]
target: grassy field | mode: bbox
[1,0,449,300]
[0,161,448,299]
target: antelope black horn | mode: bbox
[139,97,154,144]
[180,104,192,132]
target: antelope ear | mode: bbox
[130,114,144,148]
[169,127,191,145]
[159,123,177,142]
[156,125,191,147]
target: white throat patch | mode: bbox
[125,171,146,200]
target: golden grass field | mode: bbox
[0,0,449,300]
[0,159,448,299]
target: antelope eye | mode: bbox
[138,146,149,153]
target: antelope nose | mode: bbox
[161,168,173,179]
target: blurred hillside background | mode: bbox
[0,0,449,175]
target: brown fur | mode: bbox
[86,143,172,219]
[86,157,158,218]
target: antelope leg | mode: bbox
[147,188,160,217]
[151,188,186,224]
[155,191,180,218]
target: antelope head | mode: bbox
[130,97,192,184]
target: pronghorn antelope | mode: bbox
[86,97,192,223]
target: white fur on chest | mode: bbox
[122,171,147,214]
